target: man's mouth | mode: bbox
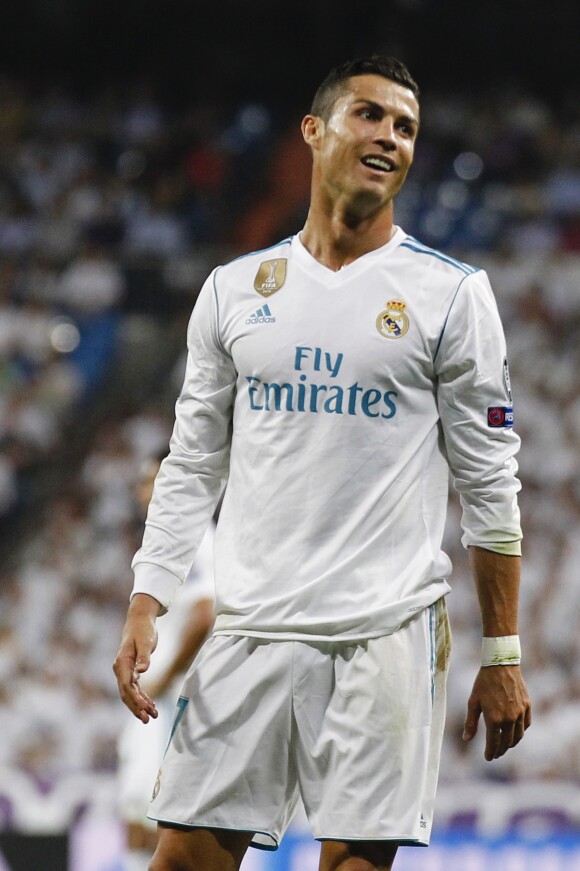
[361,155,395,173]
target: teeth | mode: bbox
[363,156,394,172]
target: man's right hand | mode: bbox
[113,593,162,722]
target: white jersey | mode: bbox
[132,227,521,640]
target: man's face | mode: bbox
[308,74,419,211]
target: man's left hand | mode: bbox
[462,665,532,761]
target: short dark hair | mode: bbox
[310,55,419,123]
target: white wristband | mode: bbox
[481,635,521,667]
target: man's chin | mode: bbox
[344,186,395,223]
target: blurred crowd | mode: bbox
[1,74,580,803]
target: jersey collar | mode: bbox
[292,226,406,284]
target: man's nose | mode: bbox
[374,118,396,149]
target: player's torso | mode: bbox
[215,232,468,431]
[209,232,471,635]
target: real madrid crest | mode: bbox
[254,259,287,297]
[376,300,410,339]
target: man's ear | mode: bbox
[301,114,324,150]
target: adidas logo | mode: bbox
[245,303,276,325]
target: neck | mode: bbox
[300,195,396,272]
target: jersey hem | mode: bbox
[212,627,403,642]
[211,588,451,643]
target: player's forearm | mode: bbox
[468,546,521,636]
[128,592,164,621]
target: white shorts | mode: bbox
[149,598,451,850]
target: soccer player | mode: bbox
[113,56,531,871]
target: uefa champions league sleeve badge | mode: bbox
[254,259,287,297]
[376,300,410,339]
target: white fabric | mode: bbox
[149,599,451,849]
[481,634,521,667]
[132,228,521,639]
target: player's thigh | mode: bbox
[150,824,253,871]
[319,839,398,871]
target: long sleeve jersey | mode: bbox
[132,227,522,640]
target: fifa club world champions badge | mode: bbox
[376,300,410,339]
[254,259,287,297]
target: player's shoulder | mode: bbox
[396,233,482,281]
[214,236,294,285]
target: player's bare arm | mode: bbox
[463,546,532,761]
[113,592,162,723]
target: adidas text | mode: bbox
[246,304,276,325]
